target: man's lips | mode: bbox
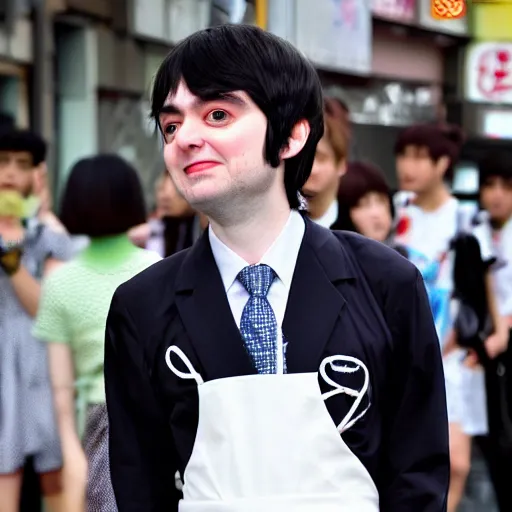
[184,161,220,175]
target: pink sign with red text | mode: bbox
[371,0,415,23]
[465,42,512,104]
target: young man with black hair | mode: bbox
[105,24,448,512]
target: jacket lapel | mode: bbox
[174,231,256,380]
[284,219,356,373]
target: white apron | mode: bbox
[166,346,379,511]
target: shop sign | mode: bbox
[465,42,512,105]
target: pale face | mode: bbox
[396,145,447,195]
[350,192,392,242]
[159,82,278,219]
[480,176,512,224]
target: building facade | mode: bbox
[12,0,477,202]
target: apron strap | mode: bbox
[165,345,204,385]
[319,355,370,433]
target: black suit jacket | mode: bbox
[104,219,449,512]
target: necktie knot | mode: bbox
[237,264,276,297]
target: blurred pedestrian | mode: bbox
[0,129,73,512]
[33,154,161,512]
[335,161,398,246]
[129,170,203,256]
[304,101,400,250]
[476,149,512,511]
[302,97,347,228]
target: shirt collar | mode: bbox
[209,210,305,292]
[313,200,338,229]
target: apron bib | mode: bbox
[166,346,378,511]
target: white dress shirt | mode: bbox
[313,200,338,229]
[209,210,306,374]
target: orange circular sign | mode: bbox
[431,0,466,20]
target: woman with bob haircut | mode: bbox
[33,154,161,511]
[333,161,394,243]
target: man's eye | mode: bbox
[165,124,177,135]
[207,110,229,122]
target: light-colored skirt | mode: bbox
[444,350,488,436]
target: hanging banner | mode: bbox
[295,0,372,75]
[371,0,415,24]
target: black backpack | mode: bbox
[452,218,512,453]
[452,230,492,366]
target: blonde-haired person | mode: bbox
[303,97,348,227]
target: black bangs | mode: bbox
[338,161,390,209]
[151,24,315,118]
[0,129,47,166]
[394,123,464,181]
[150,24,324,209]
[478,150,512,188]
[59,154,147,237]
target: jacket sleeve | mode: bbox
[104,290,181,511]
[379,267,450,512]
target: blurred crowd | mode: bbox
[1,93,512,512]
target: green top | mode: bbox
[33,234,161,405]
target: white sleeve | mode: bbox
[471,216,496,264]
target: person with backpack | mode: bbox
[475,149,512,511]
[393,123,508,512]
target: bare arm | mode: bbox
[47,342,87,511]
[48,343,80,440]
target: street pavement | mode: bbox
[459,442,498,512]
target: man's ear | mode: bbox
[337,159,347,178]
[435,155,450,178]
[280,119,311,161]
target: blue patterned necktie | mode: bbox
[238,264,278,374]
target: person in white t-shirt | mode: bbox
[392,123,508,512]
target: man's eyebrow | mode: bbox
[159,92,248,116]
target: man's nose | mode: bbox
[174,118,205,150]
